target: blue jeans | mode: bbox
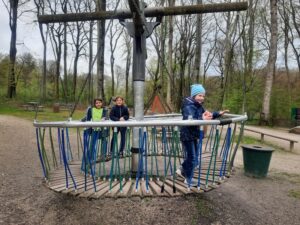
[181,140,198,181]
[110,127,127,155]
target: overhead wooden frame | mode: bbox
[38,2,248,24]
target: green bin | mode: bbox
[242,145,274,178]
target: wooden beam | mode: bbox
[38,2,248,24]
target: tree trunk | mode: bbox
[35,0,49,101]
[96,0,106,101]
[7,0,18,98]
[55,43,61,100]
[193,0,203,83]
[88,21,94,103]
[63,2,68,101]
[261,0,278,124]
[242,0,255,113]
[167,0,175,109]
[124,33,131,102]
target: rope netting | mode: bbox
[34,113,247,198]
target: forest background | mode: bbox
[1,0,300,127]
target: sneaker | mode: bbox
[176,169,185,178]
[184,179,198,187]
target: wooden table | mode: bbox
[22,102,44,111]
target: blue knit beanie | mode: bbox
[191,84,205,97]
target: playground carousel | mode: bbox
[35,0,248,199]
[34,113,247,198]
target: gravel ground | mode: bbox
[0,115,299,225]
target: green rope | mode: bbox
[38,128,50,177]
[77,128,83,160]
[211,129,220,184]
[172,127,179,193]
[205,126,218,188]
[122,128,130,180]
[229,121,245,170]
[49,128,58,168]
[227,123,237,173]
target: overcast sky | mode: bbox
[0,1,126,75]
[0,1,45,59]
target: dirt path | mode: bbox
[0,115,299,225]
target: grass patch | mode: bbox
[288,189,300,199]
[0,101,85,121]
[241,135,259,145]
[272,172,300,184]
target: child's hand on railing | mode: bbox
[203,111,213,120]
[219,110,230,116]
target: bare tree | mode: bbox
[3,0,29,98]
[261,0,278,124]
[287,0,300,76]
[240,0,259,113]
[122,31,132,101]
[96,0,106,100]
[108,20,123,96]
[174,14,196,109]
[193,0,203,83]
[167,0,175,108]
[48,22,63,100]
[278,0,292,107]
[68,1,90,101]
[34,0,48,101]
[62,0,68,101]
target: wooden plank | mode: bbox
[77,180,106,198]
[91,181,119,198]
[165,179,188,194]
[173,179,202,193]
[50,177,86,191]
[105,180,126,198]
[61,178,100,194]
[131,180,143,197]
[155,180,181,196]
[141,180,154,196]
[117,180,133,197]
[69,179,100,196]
[56,178,95,193]
[148,179,169,197]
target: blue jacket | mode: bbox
[180,97,220,141]
[109,105,129,121]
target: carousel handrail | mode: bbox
[33,113,247,128]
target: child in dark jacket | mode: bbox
[177,84,228,187]
[109,96,130,157]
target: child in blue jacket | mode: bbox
[109,96,129,157]
[178,84,228,186]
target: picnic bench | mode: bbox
[22,102,44,112]
[53,103,74,113]
[243,127,298,151]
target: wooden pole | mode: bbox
[38,2,248,24]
